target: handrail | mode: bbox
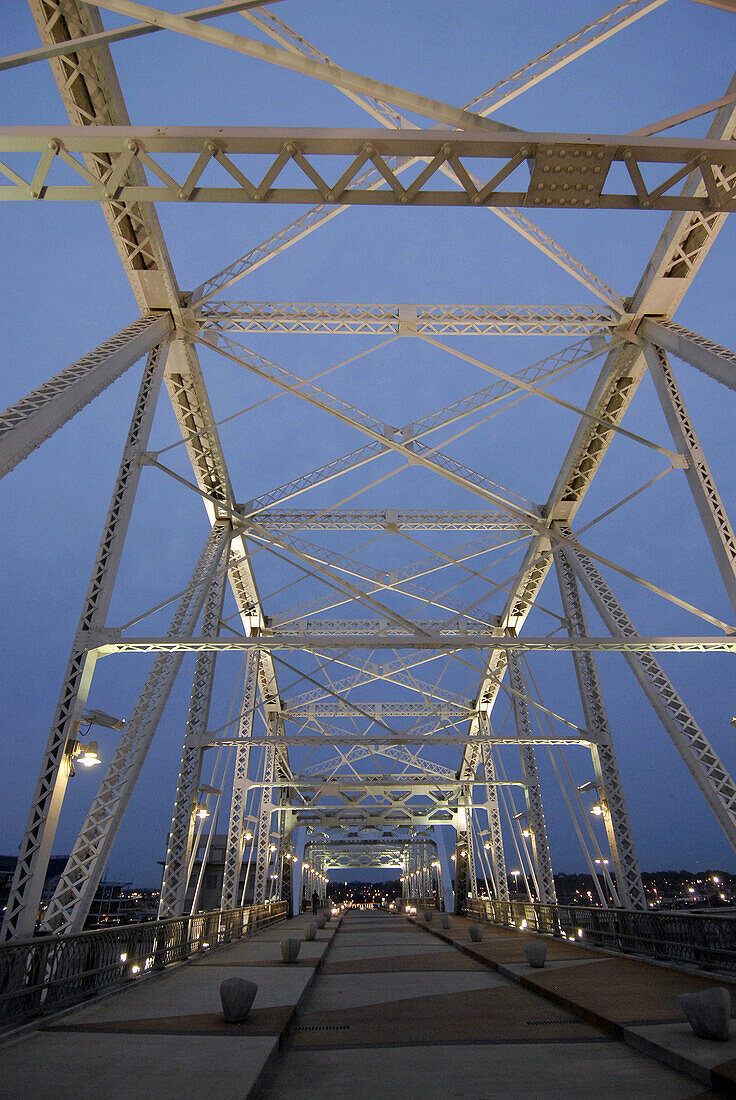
[465,897,736,972]
[0,900,288,1026]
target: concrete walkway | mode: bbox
[2,909,734,1097]
[0,912,339,1100]
[417,912,736,1095]
[259,910,713,1099]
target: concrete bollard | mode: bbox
[316,914,327,929]
[220,977,258,1022]
[678,987,731,1041]
[423,910,433,923]
[304,922,318,941]
[280,938,301,964]
[524,940,547,969]
[469,923,483,943]
[441,914,451,930]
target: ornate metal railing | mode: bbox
[403,896,438,912]
[0,900,288,1026]
[465,897,736,972]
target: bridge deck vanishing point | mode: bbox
[6,909,736,1097]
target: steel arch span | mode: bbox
[1,0,736,938]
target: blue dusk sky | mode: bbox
[1,1,735,888]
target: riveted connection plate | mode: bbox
[526,144,614,208]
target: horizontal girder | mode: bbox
[2,126,735,211]
[92,633,736,654]
[271,619,497,637]
[281,701,472,718]
[197,733,590,747]
[197,302,615,336]
[256,509,529,531]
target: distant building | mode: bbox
[1,856,160,931]
[173,834,256,913]
[0,853,69,920]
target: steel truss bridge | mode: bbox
[1,0,736,940]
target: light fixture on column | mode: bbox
[77,741,101,768]
[82,709,126,731]
[65,739,101,775]
[577,780,606,816]
[195,805,210,820]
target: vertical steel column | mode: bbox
[434,842,446,911]
[277,807,295,911]
[480,728,509,901]
[41,521,231,934]
[507,652,557,904]
[453,801,472,914]
[644,342,736,616]
[554,544,646,910]
[1,341,169,942]
[221,650,260,910]
[252,730,277,905]
[158,545,230,919]
[567,535,736,852]
[465,798,479,901]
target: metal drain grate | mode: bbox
[525,1017,580,1026]
[294,1024,352,1032]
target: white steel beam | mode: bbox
[221,650,260,911]
[460,69,736,781]
[567,535,736,853]
[241,333,599,522]
[257,510,526,532]
[628,72,736,318]
[229,6,624,310]
[83,0,521,134]
[0,341,169,941]
[554,545,646,909]
[41,522,232,934]
[198,303,615,337]
[644,343,736,614]
[1,2,283,73]
[466,1,670,115]
[25,4,282,713]
[480,738,509,901]
[26,0,182,313]
[158,545,229,919]
[281,702,471,719]
[90,634,736,654]
[507,653,556,904]
[640,320,736,390]
[0,314,171,479]
[3,126,735,211]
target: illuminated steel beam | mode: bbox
[256,510,528,531]
[90,634,736,654]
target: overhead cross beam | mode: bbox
[2,127,735,211]
[197,303,616,336]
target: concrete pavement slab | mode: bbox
[626,1021,736,1086]
[323,950,487,974]
[191,938,327,964]
[304,970,505,1012]
[45,962,314,1024]
[0,1031,279,1100]
[258,1041,703,1099]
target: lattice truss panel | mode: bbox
[1,0,736,937]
